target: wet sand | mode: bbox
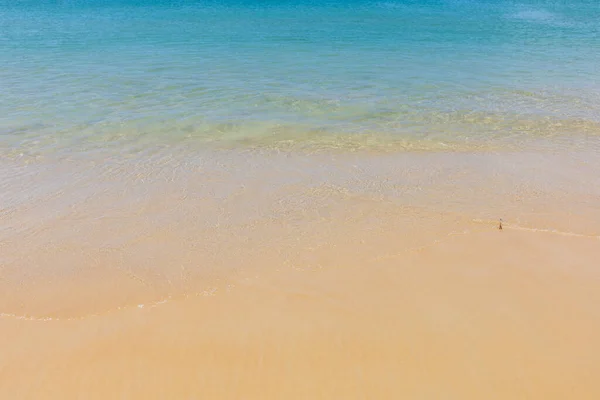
[1,149,600,398]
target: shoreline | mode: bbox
[2,148,599,315]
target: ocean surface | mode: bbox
[2,0,600,157]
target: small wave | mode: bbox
[374,2,407,10]
[0,287,221,322]
[508,8,574,28]
[512,9,557,22]
[471,219,600,240]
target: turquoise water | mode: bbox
[1,0,600,156]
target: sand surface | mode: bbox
[1,150,600,398]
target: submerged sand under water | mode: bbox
[1,148,599,399]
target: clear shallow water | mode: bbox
[1,0,600,156]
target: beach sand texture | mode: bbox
[1,151,599,399]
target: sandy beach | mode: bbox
[1,149,599,398]
[2,227,599,399]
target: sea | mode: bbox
[2,0,600,156]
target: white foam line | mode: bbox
[506,225,600,239]
[472,219,600,239]
[0,313,56,322]
[0,288,219,322]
